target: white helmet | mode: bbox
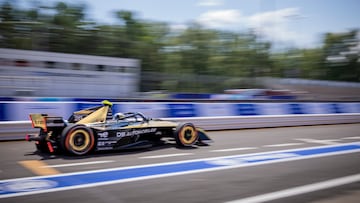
[113,113,125,120]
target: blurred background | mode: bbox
[0,0,359,100]
[0,2,359,202]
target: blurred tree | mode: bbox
[0,1,16,48]
[0,1,37,49]
[177,23,214,75]
[272,48,324,79]
[114,10,170,73]
[48,2,88,53]
[322,30,360,81]
[139,21,169,72]
[299,48,324,79]
[1,1,358,94]
[114,10,139,58]
[213,31,272,78]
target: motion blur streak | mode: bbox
[226,173,360,203]
[1,143,359,199]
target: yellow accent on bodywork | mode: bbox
[73,109,94,115]
[76,105,109,124]
[29,114,47,130]
[122,120,178,129]
[196,128,206,134]
[102,100,113,106]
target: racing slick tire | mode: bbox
[174,123,199,147]
[61,124,95,155]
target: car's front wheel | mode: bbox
[61,125,95,155]
[174,123,199,147]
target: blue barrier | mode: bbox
[235,103,259,116]
[328,103,343,114]
[167,103,197,117]
[170,93,212,99]
[0,103,6,121]
[0,101,360,121]
[75,103,99,111]
[288,103,306,114]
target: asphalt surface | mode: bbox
[0,123,360,203]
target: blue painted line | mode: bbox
[1,143,360,198]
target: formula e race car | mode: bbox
[25,100,212,155]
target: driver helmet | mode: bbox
[113,113,125,120]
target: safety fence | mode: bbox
[0,101,359,141]
[0,113,360,141]
[1,101,359,121]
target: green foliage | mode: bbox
[0,1,359,93]
[322,30,360,82]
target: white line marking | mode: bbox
[211,147,257,152]
[226,173,360,203]
[295,138,342,145]
[342,136,360,140]
[4,142,359,183]
[2,142,360,199]
[139,153,193,159]
[263,143,303,148]
[41,161,115,168]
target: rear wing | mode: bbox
[68,103,111,124]
[30,100,113,130]
[29,114,65,132]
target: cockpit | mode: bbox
[113,112,149,124]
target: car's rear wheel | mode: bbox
[174,123,198,147]
[61,125,95,155]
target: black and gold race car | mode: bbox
[25,100,212,155]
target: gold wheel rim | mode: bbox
[179,126,197,145]
[68,129,90,151]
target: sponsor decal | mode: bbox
[287,103,306,114]
[96,147,113,151]
[33,120,44,126]
[98,132,108,138]
[1,180,57,193]
[97,141,117,146]
[207,153,298,166]
[167,103,197,117]
[98,138,110,141]
[116,128,157,138]
[235,103,259,116]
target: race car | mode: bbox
[25,100,212,155]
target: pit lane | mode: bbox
[1,124,360,202]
